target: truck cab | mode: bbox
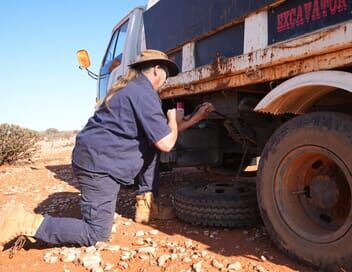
[96,7,145,101]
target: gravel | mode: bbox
[228,261,242,271]
[157,254,171,266]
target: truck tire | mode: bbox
[258,112,352,271]
[173,181,261,227]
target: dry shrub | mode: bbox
[0,124,39,165]
[41,128,78,141]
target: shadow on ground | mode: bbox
[45,164,79,190]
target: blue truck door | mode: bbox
[98,20,129,100]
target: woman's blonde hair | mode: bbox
[99,68,140,109]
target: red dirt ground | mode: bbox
[0,140,314,272]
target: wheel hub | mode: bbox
[275,146,352,243]
[309,175,339,210]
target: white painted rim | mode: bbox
[255,71,352,113]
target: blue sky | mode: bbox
[0,0,146,131]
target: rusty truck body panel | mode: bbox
[161,21,352,101]
[155,0,352,109]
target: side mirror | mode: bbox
[77,49,91,68]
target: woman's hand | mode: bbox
[192,102,215,122]
[167,108,177,122]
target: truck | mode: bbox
[77,0,352,269]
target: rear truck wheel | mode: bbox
[173,180,261,227]
[258,112,352,271]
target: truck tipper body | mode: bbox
[83,0,352,269]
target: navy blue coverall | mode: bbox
[35,75,171,246]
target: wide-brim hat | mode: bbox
[129,49,179,77]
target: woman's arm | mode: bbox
[154,109,178,152]
[154,103,214,151]
[177,102,215,132]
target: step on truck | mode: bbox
[77,0,352,269]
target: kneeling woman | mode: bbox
[0,50,214,248]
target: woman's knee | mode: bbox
[90,223,113,243]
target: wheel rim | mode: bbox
[275,145,352,244]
